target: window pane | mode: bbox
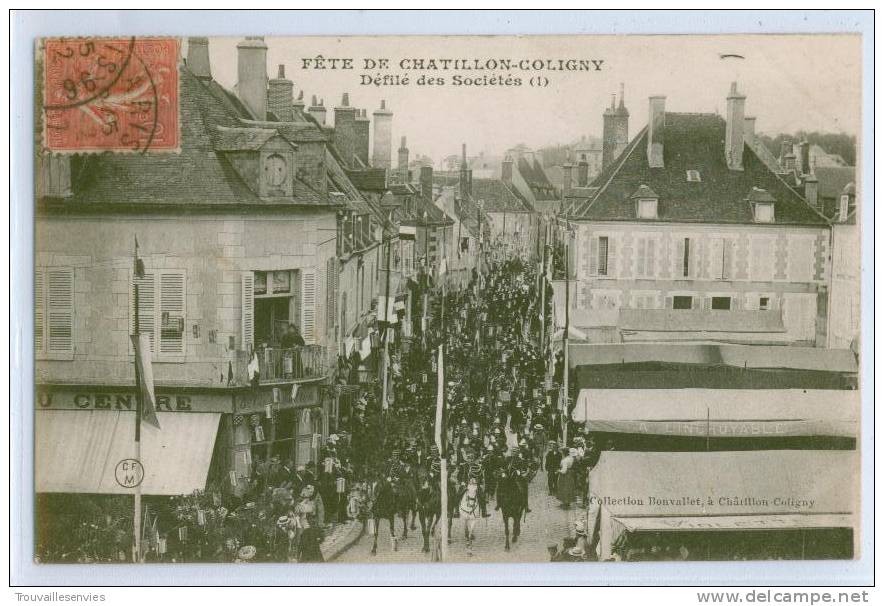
[711,296,731,310]
[673,296,692,310]
[598,236,608,275]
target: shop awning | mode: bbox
[36,410,220,495]
[568,343,858,373]
[616,513,855,533]
[573,388,858,438]
[589,450,857,518]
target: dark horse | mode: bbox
[370,476,416,555]
[415,474,458,553]
[496,468,528,551]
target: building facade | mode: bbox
[558,84,832,347]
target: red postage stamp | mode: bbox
[42,37,180,153]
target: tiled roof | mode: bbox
[516,157,558,200]
[238,119,330,143]
[572,113,827,225]
[472,178,535,213]
[57,67,337,208]
[815,166,856,199]
[211,125,281,151]
[346,168,388,192]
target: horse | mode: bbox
[415,474,458,553]
[455,482,483,553]
[496,468,528,551]
[369,476,415,555]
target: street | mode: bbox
[337,473,582,563]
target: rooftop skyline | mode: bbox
[199,35,861,166]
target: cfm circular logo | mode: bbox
[115,459,145,488]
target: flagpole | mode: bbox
[437,344,448,563]
[133,238,143,563]
[381,236,392,412]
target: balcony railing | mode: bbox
[233,345,327,385]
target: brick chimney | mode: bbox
[186,37,211,80]
[420,165,434,202]
[646,95,666,169]
[460,143,472,201]
[267,64,294,122]
[354,108,370,167]
[562,160,573,197]
[798,140,811,175]
[40,153,72,198]
[293,90,305,119]
[333,93,358,168]
[236,37,268,120]
[804,171,820,210]
[577,153,589,187]
[743,116,756,142]
[308,96,326,125]
[779,140,792,167]
[725,81,746,171]
[372,100,393,169]
[501,155,513,185]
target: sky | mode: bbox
[198,35,861,167]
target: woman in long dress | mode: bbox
[556,448,577,509]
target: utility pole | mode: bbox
[132,240,143,563]
[381,236,392,410]
[562,223,571,448]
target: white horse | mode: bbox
[458,481,482,553]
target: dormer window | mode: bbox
[747,187,777,223]
[265,153,288,188]
[686,170,701,182]
[839,194,850,222]
[754,202,775,223]
[637,198,658,219]
[630,184,660,220]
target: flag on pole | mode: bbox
[132,333,161,429]
[434,346,446,458]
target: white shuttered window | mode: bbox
[131,270,186,357]
[35,267,74,356]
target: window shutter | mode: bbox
[722,238,734,280]
[703,296,712,310]
[664,295,673,309]
[159,272,185,355]
[647,238,657,278]
[674,237,685,278]
[607,237,617,277]
[47,268,73,353]
[301,267,317,345]
[241,272,254,353]
[708,238,724,279]
[588,236,598,277]
[35,269,44,353]
[636,237,646,277]
[131,273,156,351]
[744,293,758,311]
[326,257,337,333]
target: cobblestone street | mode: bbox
[337,474,587,563]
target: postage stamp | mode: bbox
[42,37,180,153]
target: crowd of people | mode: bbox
[36,245,595,564]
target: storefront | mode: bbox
[572,388,858,450]
[35,379,329,499]
[587,450,858,561]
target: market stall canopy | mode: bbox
[568,343,858,373]
[573,388,858,438]
[36,410,220,495]
[589,450,857,518]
